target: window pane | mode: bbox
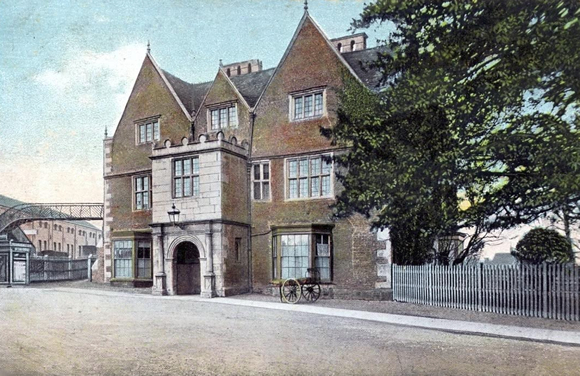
[299,159,308,177]
[322,158,332,175]
[183,177,191,197]
[220,108,227,128]
[314,93,323,115]
[304,95,313,117]
[142,192,149,209]
[299,178,308,198]
[253,182,261,200]
[183,159,191,175]
[294,97,303,119]
[229,106,237,127]
[175,160,182,176]
[146,123,152,141]
[311,177,320,197]
[262,182,270,200]
[174,178,182,198]
[288,160,297,178]
[211,110,219,130]
[153,121,160,141]
[139,125,146,143]
[321,176,331,196]
[136,192,142,210]
[310,158,321,176]
[192,176,200,196]
[289,179,298,198]
[254,164,261,181]
[136,177,143,191]
[192,158,199,174]
[262,163,269,180]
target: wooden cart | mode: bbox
[279,268,321,304]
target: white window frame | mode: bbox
[208,103,238,131]
[284,154,333,201]
[134,175,151,211]
[135,118,161,144]
[289,89,325,122]
[113,239,133,279]
[251,160,271,201]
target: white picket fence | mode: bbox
[392,264,580,321]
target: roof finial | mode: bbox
[104,125,108,138]
[304,0,308,11]
[219,59,223,67]
[147,40,151,54]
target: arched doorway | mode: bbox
[175,242,200,295]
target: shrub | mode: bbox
[512,228,573,265]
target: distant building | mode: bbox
[103,8,390,298]
[0,194,102,259]
[483,252,518,265]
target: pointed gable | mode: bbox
[193,69,253,143]
[251,13,354,158]
[111,54,194,173]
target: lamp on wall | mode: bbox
[167,203,181,226]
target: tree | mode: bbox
[512,228,573,264]
[331,1,580,264]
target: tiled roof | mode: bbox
[341,46,390,90]
[0,194,100,230]
[162,70,212,115]
[229,68,275,107]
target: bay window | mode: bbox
[271,227,333,282]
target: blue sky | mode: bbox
[0,0,385,203]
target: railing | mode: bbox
[0,203,104,234]
[29,256,95,282]
[392,263,580,321]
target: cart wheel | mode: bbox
[280,278,301,304]
[302,283,321,302]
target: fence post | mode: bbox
[68,256,72,280]
[43,255,49,282]
[477,263,482,312]
[87,254,93,282]
[542,263,548,319]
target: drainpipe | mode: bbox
[247,110,256,292]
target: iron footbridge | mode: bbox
[0,203,104,234]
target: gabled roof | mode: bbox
[253,11,366,110]
[229,68,275,108]
[342,47,389,90]
[162,70,212,115]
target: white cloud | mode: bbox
[34,43,144,112]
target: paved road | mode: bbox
[1,288,579,376]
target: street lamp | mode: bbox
[167,203,180,226]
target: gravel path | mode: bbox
[2,287,580,376]
[24,280,580,332]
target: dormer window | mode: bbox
[337,42,342,52]
[350,40,356,51]
[291,90,324,121]
[136,119,160,144]
[209,103,238,131]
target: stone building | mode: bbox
[103,8,390,299]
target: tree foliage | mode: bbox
[331,0,580,264]
[512,228,573,264]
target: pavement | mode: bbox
[25,280,580,347]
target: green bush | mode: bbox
[512,228,573,265]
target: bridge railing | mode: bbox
[0,203,104,234]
